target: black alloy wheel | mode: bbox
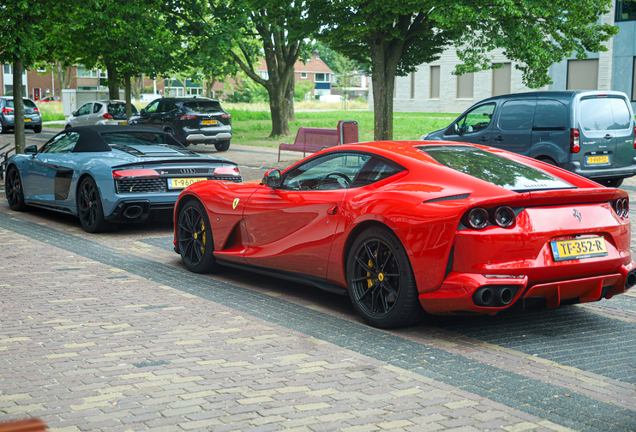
[177,200,219,273]
[215,141,230,152]
[77,177,116,233]
[347,226,426,328]
[6,167,28,211]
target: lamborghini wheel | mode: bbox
[77,177,116,233]
[6,167,28,211]
[177,200,220,273]
[347,226,426,328]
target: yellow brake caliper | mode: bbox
[201,222,206,254]
[367,258,376,289]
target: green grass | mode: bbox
[39,101,459,146]
[231,110,460,147]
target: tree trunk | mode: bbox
[267,85,290,137]
[124,73,132,120]
[13,57,25,154]
[106,64,119,99]
[284,74,295,122]
[369,37,402,141]
[206,79,216,98]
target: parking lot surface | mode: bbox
[1,129,636,431]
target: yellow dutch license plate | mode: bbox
[119,121,127,125]
[168,178,207,190]
[24,118,32,122]
[550,237,608,262]
[201,120,218,126]
[586,155,609,164]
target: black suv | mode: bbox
[130,97,232,151]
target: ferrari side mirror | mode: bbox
[25,145,38,155]
[262,169,281,188]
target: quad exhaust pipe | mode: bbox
[473,285,518,307]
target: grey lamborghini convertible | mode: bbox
[5,125,242,233]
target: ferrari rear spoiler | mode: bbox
[472,187,626,209]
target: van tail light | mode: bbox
[103,113,113,120]
[112,169,159,179]
[2,108,13,115]
[180,115,197,120]
[570,128,580,153]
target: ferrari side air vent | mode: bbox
[424,193,470,203]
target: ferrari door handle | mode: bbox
[494,136,504,142]
[479,136,488,142]
[327,205,339,215]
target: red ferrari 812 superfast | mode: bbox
[173,141,634,328]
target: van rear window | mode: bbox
[417,145,575,192]
[580,97,631,131]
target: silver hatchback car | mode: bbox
[0,97,43,134]
[65,100,138,129]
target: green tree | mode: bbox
[315,0,619,140]
[164,0,318,137]
[57,0,182,119]
[0,0,52,153]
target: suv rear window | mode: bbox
[580,97,631,131]
[418,145,574,192]
[183,101,223,113]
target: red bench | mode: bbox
[278,120,359,162]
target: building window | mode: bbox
[76,67,98,78]
[457,71,474,99]
[301,72,307,79]
[567,59,598,90]
[430,66,440,99]
[315,73,330,82]
[4,64,11,74]
[617,1,636,21]
[258,70,269,79]
[410,72,415,99]
[77,86,98,90]
[492,63,511,97]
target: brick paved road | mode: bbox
[1,129,636,431]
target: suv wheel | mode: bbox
[34,125,42,133]
[214,141,230,152]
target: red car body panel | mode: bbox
[174,141,634,315]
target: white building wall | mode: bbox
[374,48,536,114]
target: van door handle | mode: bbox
[494,136,504,142]
[604,134,612,140]
[479,136,488,142]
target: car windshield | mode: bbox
[183,101,223,113]
[108,103,138,116]
[417,145,575,192]
[102,132,173,146]
[6,99,37,108]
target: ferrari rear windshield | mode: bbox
[417,145,575,192]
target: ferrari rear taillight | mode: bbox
[214,166,240,176]
[180,115,197,120]
[112,169,159,179]
[570,128,580,153]
[2,108,13,115]
[103,113,113,120]
[466,208,488,229]
[463,206,517,229]
[614,198,629,217]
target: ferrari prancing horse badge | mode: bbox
[232,198,240,210]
